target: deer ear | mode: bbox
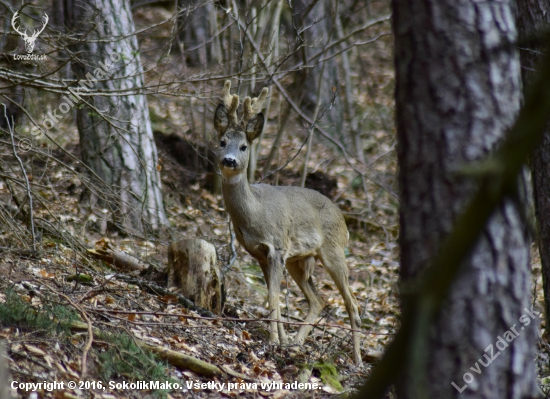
[214,104,229,137]
[246,113,264,142]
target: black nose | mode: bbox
[222,157,237,168]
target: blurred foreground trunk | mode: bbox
[394,0,538,397]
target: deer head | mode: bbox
[12,11,49,54]
[214,81,268,178]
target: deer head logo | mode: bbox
[11,11,48,54]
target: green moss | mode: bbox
[66,273,94,285]
[313,362,343,392]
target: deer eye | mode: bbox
[220,140,226,148]
[240,145,247,152]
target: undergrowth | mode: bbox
[0,288,78,335]
[0,288,175,398]
[98,332,176,397]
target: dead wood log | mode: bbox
[139,342,222,377]
[168,239,223,314]
[87,239,147,272]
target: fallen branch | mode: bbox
[219,364,256,381]
[113,275,220,319]
[87,240,148,272]
[70,321,222,377]
[83,306,392,335]
[40,282,94,378]
[138,341,222,377]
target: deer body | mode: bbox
[223,182,338,262]
[214,81,361,365]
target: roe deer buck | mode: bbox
[214,81,362,365]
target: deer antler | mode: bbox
[32,14,49,38]
[11,11,49,53]
[11,12,48,38]
[242,87,268,125]
[222,80,269,127]
[11,12,27,37]
[222,80,240,126]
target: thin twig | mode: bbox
[81,306,391,335]
[3,104,36,250]
[223,217,238,273]
[39,281,94,378]
[300,59,327,187]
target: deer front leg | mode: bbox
[261,250,288,345]
[287,257,324,345]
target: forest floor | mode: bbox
[1,112,549,398]
[0,122,400,398]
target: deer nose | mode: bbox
[222,157,237,168]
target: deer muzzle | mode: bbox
[221,156,238,168]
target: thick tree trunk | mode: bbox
[394,0,539,397]
[516,0,550,337]
[69,0,167,232]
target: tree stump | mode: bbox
[167,239,223,314]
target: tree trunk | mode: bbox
[291,0,344,137]
[0,342,13,399]
[516,0,550,337]
[68,0,167,233]
[176,0,218,67]
[0,1,24,129]
[393,0,539,397]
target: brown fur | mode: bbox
[214,82,362,365]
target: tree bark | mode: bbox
[394,0,539,397]
[68,0,167,232]
[0,1,25,129]
[516,0,550,337]
[0,342,13,399]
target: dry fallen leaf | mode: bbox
[24,344,47,356]
[160,294,179,303]
[38,269,55,278]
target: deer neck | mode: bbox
[221,171,258,226]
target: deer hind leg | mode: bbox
[319,247,362,365]
[260,249,288,345]
[286,257,324,345]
